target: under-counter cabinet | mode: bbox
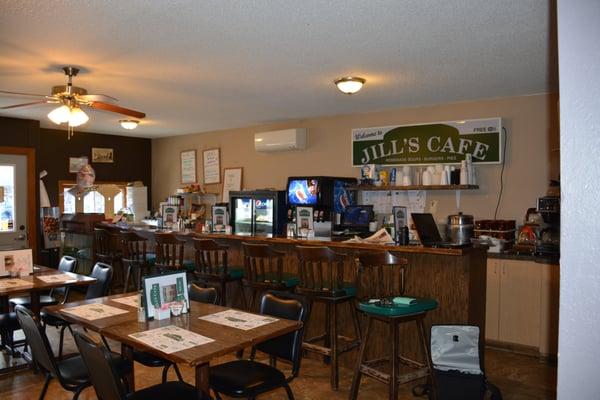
[485,258,559,357]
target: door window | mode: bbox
[0,165,15,232]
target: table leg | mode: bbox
[29,292,41,317]
[195,362,210,395]
[121,343,135,392]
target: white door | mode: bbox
[0,154,29,250]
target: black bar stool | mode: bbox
[295,245,361,391]
[120,231,155,292]
[193,238,247,308]
[349,251,438,400]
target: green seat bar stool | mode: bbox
[295,245,361,391]
[154,233,194,274]
[120,231,154,293]
[192,238,247,308]
[349,251,438,400]
[241,242,299,310]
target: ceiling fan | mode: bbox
[0,66,146,138]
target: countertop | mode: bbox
[487,251,560,265]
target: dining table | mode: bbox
[0,265,96,374]
[44,293,303,395]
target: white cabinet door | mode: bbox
[539,263,560,356]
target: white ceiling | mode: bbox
[0,0,556,138]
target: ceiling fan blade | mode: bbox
[89,101,146,118]
[0,100,50,110]
[0,90,48,98]
[78,94,118,102]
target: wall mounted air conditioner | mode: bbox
[254,128,307,152]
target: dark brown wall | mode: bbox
[0,116,152,207]
[39,128,151,204]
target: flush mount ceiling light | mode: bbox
[334,76,366,95]
[119,119,139,130]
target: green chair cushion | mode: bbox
[146,253,156,266]
[358,297,438,317]
[225,267,244,280]
[299,282,356,298]
[258,273,300,288]
[183,260,196,271]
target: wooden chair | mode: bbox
[241,242,299,310]
[193,238,247,307]
[349,251,438,400]
[295,245,361,390]
[120,231,155,293]
[154,233,193,273]
[94,228,123,291]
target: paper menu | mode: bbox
[111,295,139,308]
[0,278,33,290]
[35,273,73,283]
[60,303,130,320]
[199,309,278,331]
[129,325,214,354]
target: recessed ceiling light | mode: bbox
[119,119,139,130]
[334,76,366,95]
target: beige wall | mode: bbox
[152,93,559,223]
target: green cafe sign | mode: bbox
[352,118,503,166]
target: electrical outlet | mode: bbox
[429,200,438,214]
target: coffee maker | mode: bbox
[535,196,560,256]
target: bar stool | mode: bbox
[94,228,123,290]
[192,238,247,307]
[349,251,438,400]
[154,233,195,274]
[120,231,156,293]
[241,242,299,310]
[295,245,361,391]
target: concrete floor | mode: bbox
[0,324,556,400]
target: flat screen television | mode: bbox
[287,178,319,205]
[341,205,373,227]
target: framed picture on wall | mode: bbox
[221,167,242,203]
[203,148,221,184]
[180,149,197,184]
[91,148,114,163]
[69,156,88,173]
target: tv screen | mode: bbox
[287,179,319,205]
[342,206,373,227]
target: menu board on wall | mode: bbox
[180,150,197,184]
[203,148,221,184]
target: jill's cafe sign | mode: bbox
[352,118,503,166]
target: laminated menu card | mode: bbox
[111,295,139,308]
[129,325,214,354]
[35,273,74,283]
[0,278,33,290]
[199,309,278,331]
[61,303,130,320]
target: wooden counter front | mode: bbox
[131,228,486,368]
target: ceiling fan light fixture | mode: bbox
[119,119,139,130]
[47,105,71,124]
[334,76,366,94]
[68,106,89,127]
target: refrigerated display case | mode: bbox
[229,190,287,236]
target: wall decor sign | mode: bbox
[295,206,314,235]
[69,156,89,173]
[142,271,190,320]
[203,148,221,184]
[222,167,243,203]
[351,118,502,166]
[0,249,33,277]
[180,150,197,184]
[91,148,114,163]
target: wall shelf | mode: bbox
[347,184,479,191]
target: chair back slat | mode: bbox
[296,246,346,297]
[120,231,148,263]
[193,239,229,278]
[355,251,408,302]
[155,233,185,270]
[242,242,286,288]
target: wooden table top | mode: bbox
[43,292,139,331]
[0,265,96,297]
[101,302,302,366]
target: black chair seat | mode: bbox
[133,349,170,367]
[210,359,287,397]
[58,353,131,384]
[127,381,208,400]
[40,311,69,327]
[10,295,58,308]
[0,312,19,331]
